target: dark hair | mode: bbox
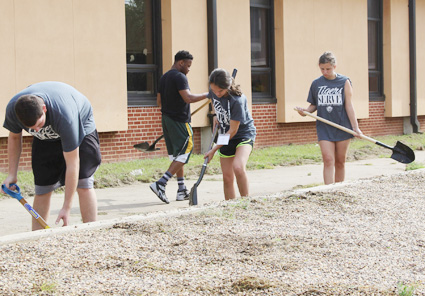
[174,50,193,62]
[208,68,242,96]
[319,51,337,65]
[14,95,44,127]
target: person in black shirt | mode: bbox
[150,50,208,203]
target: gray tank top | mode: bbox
[307,74,353,141]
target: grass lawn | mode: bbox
[1,133,424,198]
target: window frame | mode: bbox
[250,0,276,104]
[126,0,162,107]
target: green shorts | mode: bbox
[162,115,193,163]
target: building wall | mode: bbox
[276,0,370,124]
[1,0,425,173]
[383,0,411,117]
[0,0,128,138]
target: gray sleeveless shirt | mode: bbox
[307,74,353,141]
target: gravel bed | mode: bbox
[1,170,425,295]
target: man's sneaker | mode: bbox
[176,188,189,201]
[150,182,169,204]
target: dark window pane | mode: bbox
[126,0,154,65]
[250,0,275,103]
[127,71,155,95]
[368,0,383,100]
[369,75,379,93]
[252,73,271,94]
[368,0,380,19]
[251,7,269,67]
[368,20,378,70]
[251,0,271,8]
[125,0,161,105]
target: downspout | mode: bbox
[409,0,420,133]
[207,0,218,74]
[207,0,218,127]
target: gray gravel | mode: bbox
[1,170,425,295]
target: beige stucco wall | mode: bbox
[161,0,251,128]
[417,0,425,115]
[161,0,210,127]
[0,0,127,138]
[383,0,411,117]
[0,0,16,118]
[277,0,369,123]
[216,0,252,108]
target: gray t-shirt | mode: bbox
[307,74,353,141]
[210,92,256,141]
[4,81,96,152]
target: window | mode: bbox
[125,0,162,106]
[250,0,276,104]
[368,0,384,100]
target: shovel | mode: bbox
[295,108,415,164]
[189,124,219,206]
[134,99,211,152]
[2,184,50,229]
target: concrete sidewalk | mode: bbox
[1,151,424,237]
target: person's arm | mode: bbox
[55,147,80,226]
[2,132,23,190]
[344,79,362,137]
[179,89,209,104]
[204,119,240,163]
[295,104,317,116]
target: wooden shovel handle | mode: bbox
[19,198,50,229]
[295,108,377,144]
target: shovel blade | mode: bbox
[390,141,415,164]
[133,142,160,152]
[188,185,198,206]
[133,142,150,151]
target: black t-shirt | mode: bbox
[158,69,190,122]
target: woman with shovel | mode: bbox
[204,68,256,200]
[296,51,362,185]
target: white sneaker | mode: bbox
[176,188,189,201]
[150,182,169,204]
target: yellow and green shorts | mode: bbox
[162,115,193,163]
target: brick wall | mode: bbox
[0,101,423,172]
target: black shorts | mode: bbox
[32,130,101,194]
[218,138,254,158]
